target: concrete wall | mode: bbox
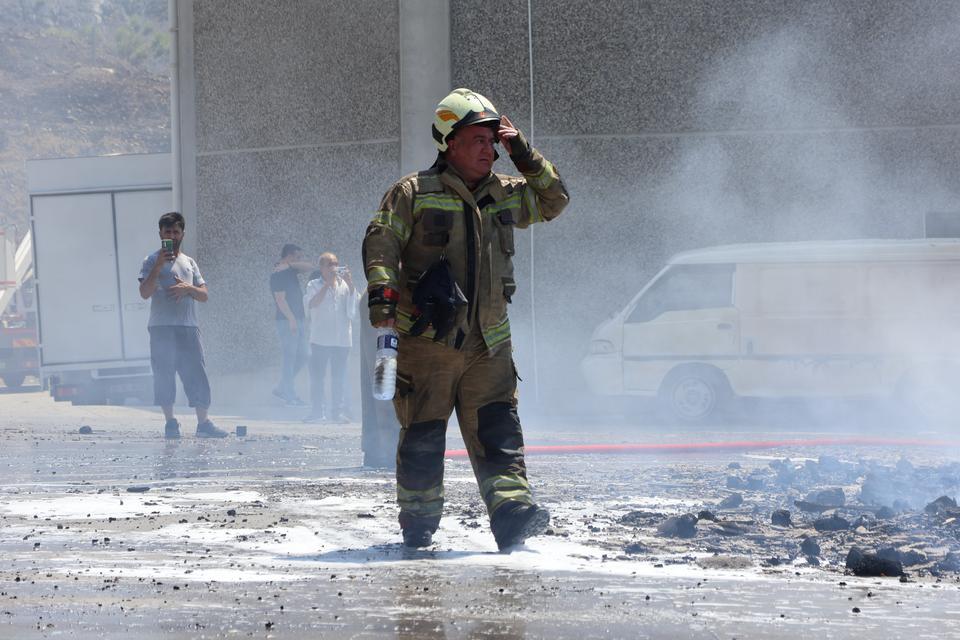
[185,0,960,411]
[186,0,400,405]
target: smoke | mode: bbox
[527,7,960,435]
[662,22,952,244]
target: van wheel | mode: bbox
[659,366,730,423]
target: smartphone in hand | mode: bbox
[161,239,174,259]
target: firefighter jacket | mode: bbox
[363,142,569,351]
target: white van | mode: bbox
[581,240,960,422]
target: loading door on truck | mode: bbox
[33,193,124,365]
[32,189,170,366]
[115,190,171,359]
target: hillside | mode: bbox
[0,0,170,241]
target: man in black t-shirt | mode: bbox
[270,244,313,405]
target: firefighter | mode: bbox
[362,88,569,550]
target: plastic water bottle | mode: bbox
[372,327,399,400]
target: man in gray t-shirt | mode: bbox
[139,250,205,328]
[138,211,226,440]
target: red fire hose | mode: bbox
[445,437,960,459]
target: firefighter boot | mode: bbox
[491,502,550,551]
[402,528,433,548]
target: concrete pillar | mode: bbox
[172,0,198,256]
[360,0,451,468]
[399,0,451,175]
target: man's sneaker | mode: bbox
[302,413,326,423]
[285,397,307,407]
[196,420,228,438]
[272,388,286,401]
[491,502,550,551]
[402,528,433,548]
[164,419,181,440]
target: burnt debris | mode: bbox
[771,509,792,527]
[924,495,958,515]
[656,514,698,538]
[717,493,744,509]
[605,454,960,580]
[846,547,904,577]
[800,536,821,557]
[813,514,851,532]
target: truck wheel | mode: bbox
[1,374,26,390]
[659,365,731,424]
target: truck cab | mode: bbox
[0,229,39,390]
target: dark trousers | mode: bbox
[276,318,307,400]
[392,334,529,533]
[149,326,211,408]
[309,344,350,415]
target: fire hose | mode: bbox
[445,437,960,459]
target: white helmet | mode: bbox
[431,88,501,152]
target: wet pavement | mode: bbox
[1,392,959,638]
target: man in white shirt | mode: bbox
[302,253,361,423]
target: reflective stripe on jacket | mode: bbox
[363,147,569,351]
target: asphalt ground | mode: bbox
[1,391,959,639]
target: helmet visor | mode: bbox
[452,109,501,131]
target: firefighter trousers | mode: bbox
[392,330,532,533]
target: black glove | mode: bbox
[508,129,536,173]
[408,258,467,340]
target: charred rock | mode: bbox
[846,547,904,577]
[800,536,821,557]
[717,493,743,509]
[805,487,846,507]
[656,514,697,539]
[726,476,746,490]
[771,509,792,527]
[924,495,957,515]
[813,514,850,532]
[619,510,661,526]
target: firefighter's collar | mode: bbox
[442,164,496,195]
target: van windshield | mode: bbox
[627,264,734,323]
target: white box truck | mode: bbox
[581,240,960,423]
[27,153,172,404]
[0,229,14,288]
[0,230,40,390]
